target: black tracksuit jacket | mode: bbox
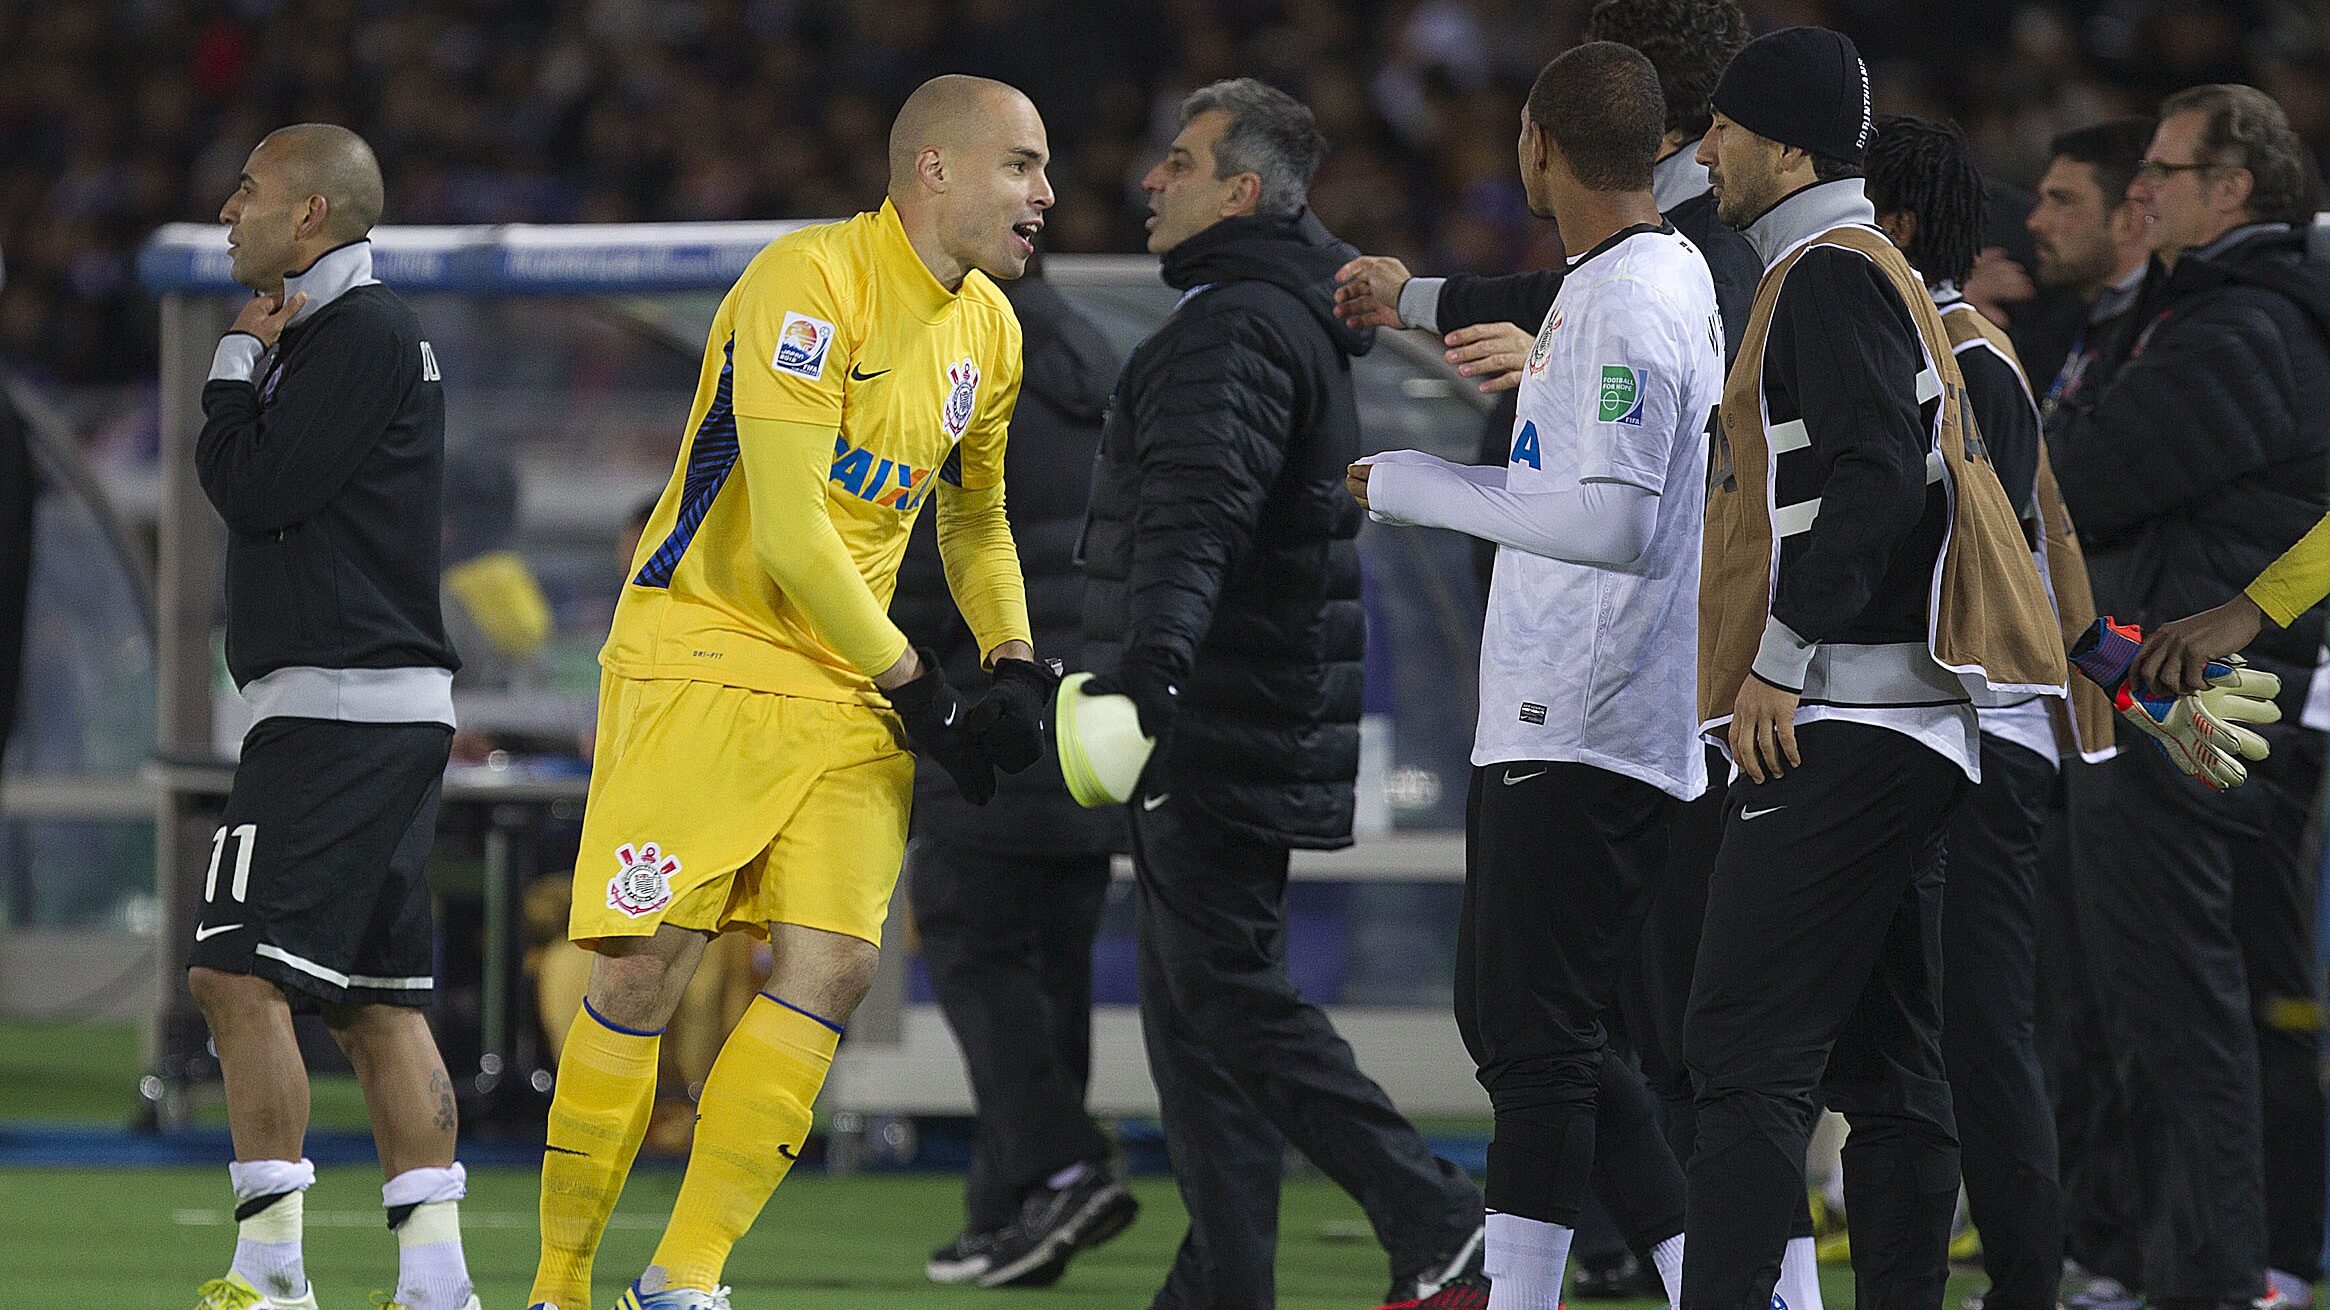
[197,267,455,688]
[1079,210,1371,849]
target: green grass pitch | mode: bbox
[0,1021,2067,1309]
[13,1162,1972,1309]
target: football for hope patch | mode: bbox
[1598,365,1647,426]
[608,841,681,917]
[774,312,835,380]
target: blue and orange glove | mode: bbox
[2070,617,2281,791]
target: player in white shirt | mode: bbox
[1348,42,1723,1310]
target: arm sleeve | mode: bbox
[1362,448,1506,486]
[933,320,1031,661]
[729,248,852,427]
[1369,462,1657,565]
[1420,268,1566,334]
[736,414,911,678]
[2246,512,2330,626]
[1762,250,1936,662]
[1567,279,1690,494]
[935,479,1032,661]
[2049,295,2296,537]
[195,318,412,535]
[1122,313,1292,681]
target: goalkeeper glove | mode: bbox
[967,656,1057,774]
[2069,617,2281,791]
[886,648,998,805]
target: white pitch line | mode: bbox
[170,1208,664,1231]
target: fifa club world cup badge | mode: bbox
[608,842,681,917]
[941,357,981,440]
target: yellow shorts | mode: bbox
[568,675,914,947]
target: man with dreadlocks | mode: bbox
[1867,112,2113,1310]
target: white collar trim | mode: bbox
[283,240,378,327]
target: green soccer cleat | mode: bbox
[193,1271,318,1310]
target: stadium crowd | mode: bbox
[6,0,2330,385]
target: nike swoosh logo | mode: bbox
[1740,805,1784,820]
[849,365,891,381]
[193,923,244,941]
[544,1144,587,1157]
[777,1143,799,1161]
[1501,769,1545,786]
[943,704,958,727]
[1142,793,1170,811]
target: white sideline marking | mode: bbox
[169,1208,663,1231]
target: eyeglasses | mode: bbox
[2134,158,2218,182]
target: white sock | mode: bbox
[228,1157,315,1300]
[1483,1211,1570,1310]
[1650,1232,1685,1310]
[385,1164,472,1310]
[1775,1235,1824,1310]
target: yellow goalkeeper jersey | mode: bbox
[2247,512,2330,627]
[605,199,1027,703]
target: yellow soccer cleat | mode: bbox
[616,1265,735,1309]
[194,1271,319,1310]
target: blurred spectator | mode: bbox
[441,447,552,693]
[4,1,2327,389]
[892,257,1133,1289]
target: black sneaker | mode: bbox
[977,1168,1141,1288]
[1376,1223,1486,1308]
[927,1228,1003,1285]
[1413,1276,1492,1309]
[1570,1249,1645,1300]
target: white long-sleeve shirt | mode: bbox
[1365,223,1724,799]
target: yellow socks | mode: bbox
[650,992,840,1289]
[530,1000,660,1310]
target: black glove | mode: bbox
[1084,650,1181,740]
[967,657,1057,774]
[886,648,997,804]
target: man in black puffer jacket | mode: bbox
[892,260,1137,1290]
[2049,84,2330,1310]
[1080,79,1484,1310]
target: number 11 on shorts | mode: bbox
[206,823,257,904]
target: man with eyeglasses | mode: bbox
[2048,83,2330,1310]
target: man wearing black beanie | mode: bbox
[1684,27,2069,1310]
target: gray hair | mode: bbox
[1179,77,1326,218]
[2159,83,2320,224]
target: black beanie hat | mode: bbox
[1710,27,1873,165]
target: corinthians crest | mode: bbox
[941,357,980,440]
[608,841,681,917]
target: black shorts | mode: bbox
[188,716,452,1008]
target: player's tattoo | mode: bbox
[429,1068,456,1133]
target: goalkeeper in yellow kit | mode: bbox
[526,75,1056,1310]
